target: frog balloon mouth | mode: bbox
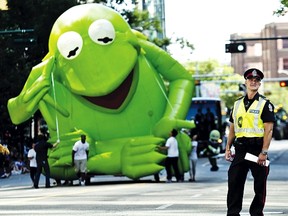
[83,71,133,109]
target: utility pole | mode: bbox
[229,36,288,42]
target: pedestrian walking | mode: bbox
[189,134,198,182]
[159,129,181,183]
[72,134,89,186]
[27,143,37,186]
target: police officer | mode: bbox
[225,68,275,216]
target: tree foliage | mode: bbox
[0,0,78,143]
[274,0,288,16]
[183,60,241,108]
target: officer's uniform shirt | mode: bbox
[229,93,275,125]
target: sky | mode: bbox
[165,0,288,64]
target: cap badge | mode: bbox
[252,70,257,77]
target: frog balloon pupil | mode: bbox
[67,47,79,58]
[98,37,113,44]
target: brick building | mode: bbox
[230,22,288,79]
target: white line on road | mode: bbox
[191,194,202,198]
[155,203,173,210]
[240,212,284,215]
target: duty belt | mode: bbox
[235,137,263,145]
[234,137,263,154]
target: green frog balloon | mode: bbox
[8,4,194,180]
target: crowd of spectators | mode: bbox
[0,135,31,179]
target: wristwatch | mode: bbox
[261,150,268,155]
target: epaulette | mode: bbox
[259,94,268,101]
[235,96,244,101]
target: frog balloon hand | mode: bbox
[48,130,94,168]
[177,119,195,130]
[23,57,56,110]
[121,136,166,180]
[153,117,195,138]
[8,56,57,125]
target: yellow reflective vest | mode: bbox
[233,97,266,138]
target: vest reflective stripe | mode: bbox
[233,97,266,137]
[236,127,264,134]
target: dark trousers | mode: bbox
[34,159,51,188]
[29,166,37,184]
[208,156,219,170]
[165,157,180,181]
[227,156,269,216]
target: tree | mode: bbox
[274,0,288,16]
[182,60,241,107]
[184,59,222,77]
[0,0,79,144]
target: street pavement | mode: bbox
[0,139,288,216]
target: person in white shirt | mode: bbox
[189,135,198,182]
[27,143,37,185]
[159,129,181,183]
[72,134,89,186]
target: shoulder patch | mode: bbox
[268,103,274,112]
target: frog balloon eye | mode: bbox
[57,31,83,60]
[88,19,115,45]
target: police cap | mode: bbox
[244,68,264,80]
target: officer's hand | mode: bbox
[225,149,233,162]
[257,153,267,166]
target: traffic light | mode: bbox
[225,42,246,53]
[279,80,288,87]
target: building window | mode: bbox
[254,43,262,56]
[282,39,288,49]
[283,58,288,70]
[246,43,262,57]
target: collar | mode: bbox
[244,92,259,101]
